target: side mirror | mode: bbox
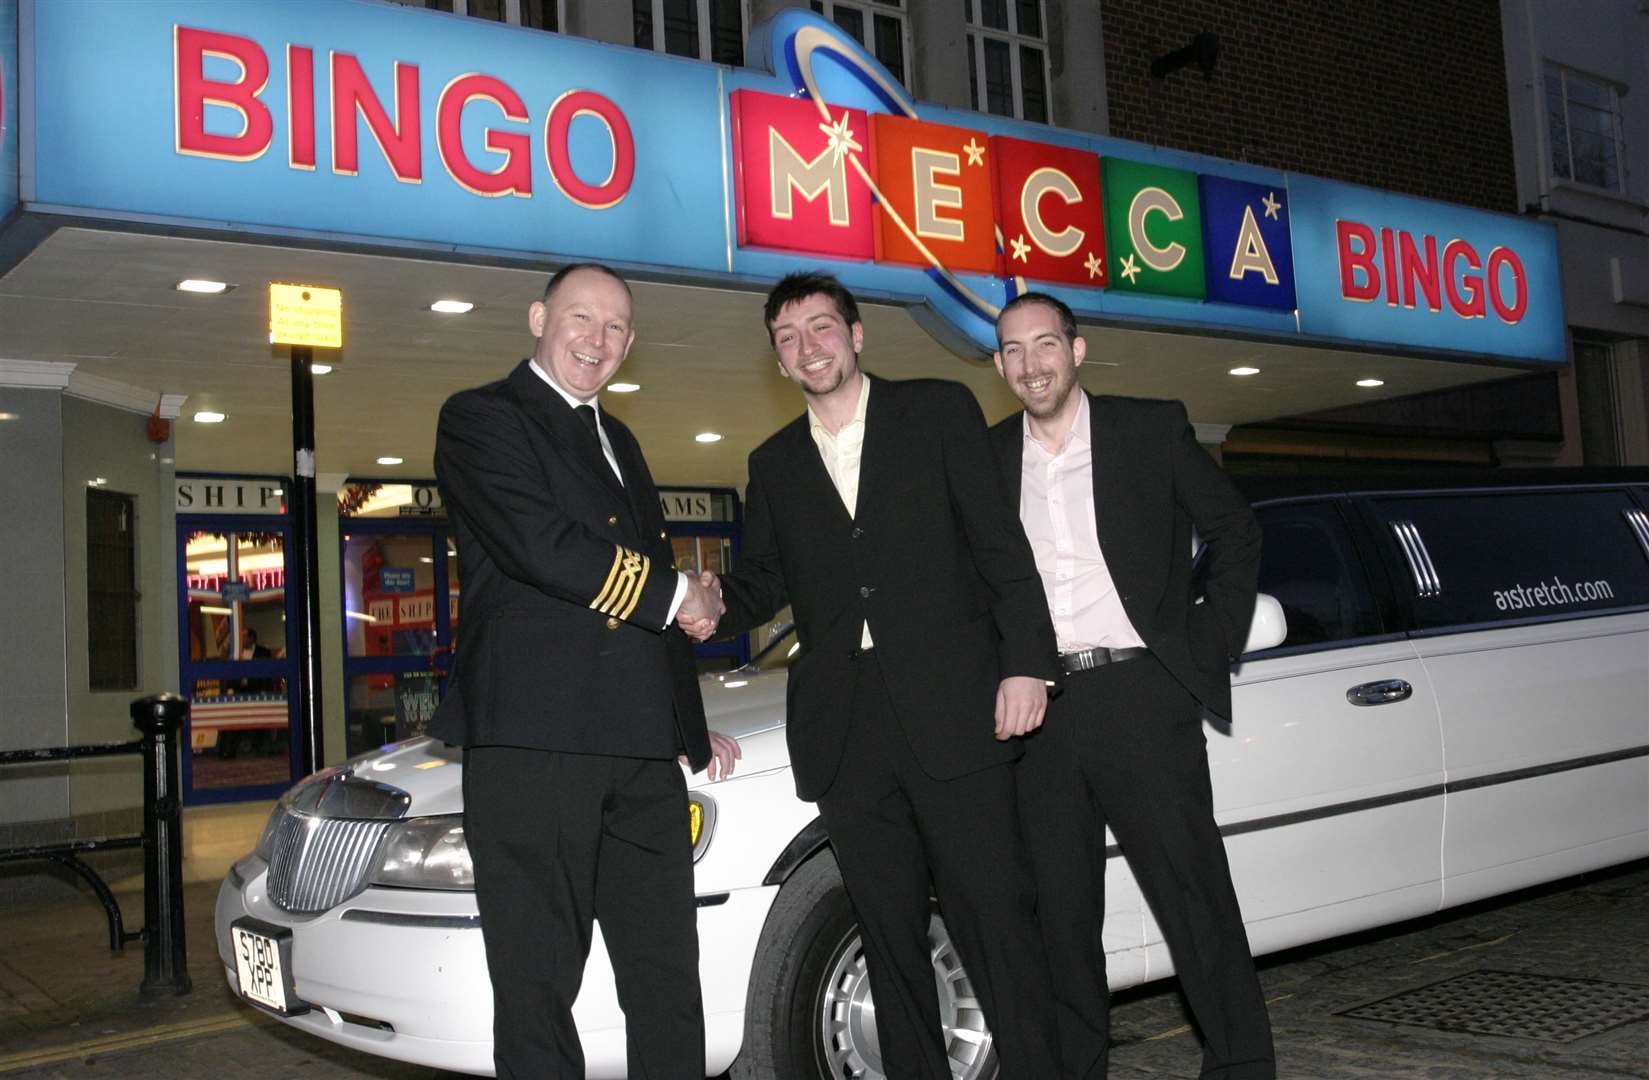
[1242,593,1287,654]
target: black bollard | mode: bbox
[131,693,192,996]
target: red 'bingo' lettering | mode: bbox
[1336,218,1526,324]
[169,24,634,210]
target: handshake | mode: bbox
[677,571,724,642]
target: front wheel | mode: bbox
[731,851,997,1080]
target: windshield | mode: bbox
[746,623,799,673]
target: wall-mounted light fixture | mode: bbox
[1151,32,1219,80]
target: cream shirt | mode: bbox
[807,375,874,649]
[1020,393,1145,653]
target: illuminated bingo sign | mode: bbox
[23,4,1562,362]
[725,11,1562,359]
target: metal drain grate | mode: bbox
[1338,970,1649,1044]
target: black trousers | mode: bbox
[815,651,1060,1079]
[1017,652,1275,1080]
[463,746,704,1080]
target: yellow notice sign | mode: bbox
[269,283,343,350]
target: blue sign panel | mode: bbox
[0,0,17,221]
[379,568,415,594]
[31,0,727,272]
[17,2,1566,364]
[1290,175,1565,364]
[1198,176,1295,311]
[220,581,251,604]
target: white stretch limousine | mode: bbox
[216,471,1649,1079]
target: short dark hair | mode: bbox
[243,627,258,643]
[542,262,633,305]
[996,291,1078,348]
[763,272,861,342]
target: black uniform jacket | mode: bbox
[430,360,710,768]
[718,374,1060,801]
[990,392,1261,721]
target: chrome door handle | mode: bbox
[1347,679,1413,707]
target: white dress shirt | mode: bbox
[1019,393,1145,653]
[528,360,689,625]
[807,376,874,649]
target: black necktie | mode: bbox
[574,404,601,446]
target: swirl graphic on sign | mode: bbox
[763,13,1025,346]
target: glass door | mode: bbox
[340,520,458,758]
[177,519,297,803]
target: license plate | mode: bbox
[231,918,306,1015]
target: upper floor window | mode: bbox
[810,1,910,88]
[635,0,747,65]
[965,0,1049,123]
[385,0,560,31]
[1545,62,1627,193]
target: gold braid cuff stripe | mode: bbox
[590,546,651,620]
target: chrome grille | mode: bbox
[265,808,396,914]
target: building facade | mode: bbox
[0,1,1584,859]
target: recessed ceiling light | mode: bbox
[1228,366,1261,376]
[608,382,641,393]
[419,556,433,564]
[694,432,723,443]
[87,477,108,487]
[430,299,475,314]
[1356,378,1385,388]
[194,411,226,424]
[377,456,404,466]
[0,412,17,421]
[311,363,333,375]
[176,279,231,294]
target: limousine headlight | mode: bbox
[372,815,476,890]
[364,795,714,892]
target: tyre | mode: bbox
[731,850,998,1080]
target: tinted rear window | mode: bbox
[1367,489,1649,630]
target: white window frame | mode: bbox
[964,0,1053,124]
[635,0,752,63]
[811,1,914,89]
[1543,62,1628,196]
[447,0,566,30]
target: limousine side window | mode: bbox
[1254,502,1382,649]
[1370,489,1649,631]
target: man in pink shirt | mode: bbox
[989,291,1274,1080]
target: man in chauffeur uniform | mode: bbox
[990,291,1272,1079]
[432,263,731,1079]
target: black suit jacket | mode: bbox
[430,360,710,768]
[719,375,1060,800]
[989,393,1261,721]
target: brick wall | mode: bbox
[1100,0,1517,213]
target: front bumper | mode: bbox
[215,856,777,1078]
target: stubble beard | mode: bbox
[1022,369,1078,420]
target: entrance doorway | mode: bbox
[177,512,298,804]
[338,482,458,759]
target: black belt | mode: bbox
[1059,645,1148,674]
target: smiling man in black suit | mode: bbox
[990,291,1272,1080]
[432,263,735,1080]
[686,271,1062,1078]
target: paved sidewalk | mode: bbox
[1108,859,1649,1079]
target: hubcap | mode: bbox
[816,913,997,1079]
